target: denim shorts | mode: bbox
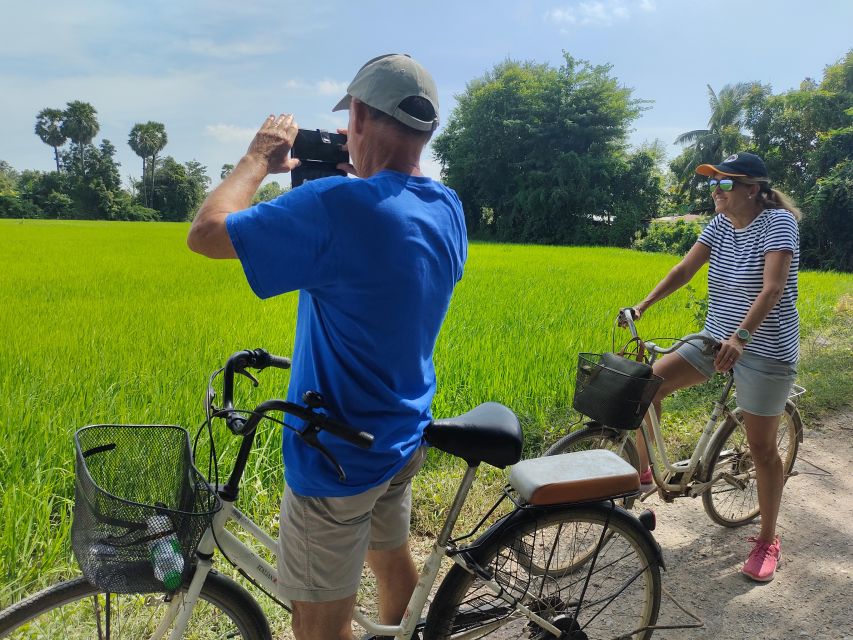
[277,445,427,603]
[676,331,798,416]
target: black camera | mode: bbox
[290,129,349,187]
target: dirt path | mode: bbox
[647,408,853,639]
[337,409,853,639]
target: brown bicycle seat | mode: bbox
[509,449,640,505]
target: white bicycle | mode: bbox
[1,348,665,639]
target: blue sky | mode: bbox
[2,0,851,188]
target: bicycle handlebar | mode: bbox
[618,308,719,357]
[217,348,374,449]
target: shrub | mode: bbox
[0,192,41,219]
[633,219,705,255]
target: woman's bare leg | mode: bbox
[636,352,709,470]
[742,411,784,542]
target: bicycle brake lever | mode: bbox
[236,368,259,387]
[300,424,347,482]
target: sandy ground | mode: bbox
[341,408,853,639]
[642,407,853,639]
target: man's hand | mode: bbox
[188,112,301,259]
[334,127,358,176]
[246,114,302,174]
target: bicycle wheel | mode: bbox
[0,572,271,639]
[424,505,661,640]
[701,403,802,527]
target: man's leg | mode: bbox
[278,485,384,640]
[291,597,357,640]
[366,542,418,624]
[366,446,427,625]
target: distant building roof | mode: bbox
[651,214,706,224]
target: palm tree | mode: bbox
[61,101,100,176]
[673,83,755,198]
[128,124,149,206]
[127,122,167,207]
[34,108,67,172]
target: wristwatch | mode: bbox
[735,328,752,344]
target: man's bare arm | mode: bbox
[187,114,301,259]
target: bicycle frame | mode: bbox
[616,308,804,498]
[638,376,736,496]
[149,465,563,640]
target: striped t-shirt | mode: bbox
[696,209,800,362]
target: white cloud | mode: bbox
[203,124,258,144]
[183,39,285,59]
[283,79,348,96]
[546,0,655,27]
[315,79,348,96]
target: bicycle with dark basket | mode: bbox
[0,347,668,639]
[546,309,805,526]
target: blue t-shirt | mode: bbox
[226,170,467,497]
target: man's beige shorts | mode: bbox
[277,446,427,603]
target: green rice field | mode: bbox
[2,219,851,608]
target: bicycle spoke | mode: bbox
[425,508,660,639]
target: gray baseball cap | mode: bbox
[332,53,439,132]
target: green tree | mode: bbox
[0,160,17,193]
[744,49,852,270]
[60,101,100,176]
[152,157,210,221]
[671,82,758,202]
[128,122,168,208]
[252,181,285,203]
[221,164,234,179]
[55,139,123,218]
[434,53,653,244]
[34,108,67,172]
[0,161,41,218]
[15,169,71,218]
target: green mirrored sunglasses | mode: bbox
[708,178,735,192]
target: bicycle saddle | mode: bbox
[425,402,522,468]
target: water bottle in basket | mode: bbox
[147,513,184,591]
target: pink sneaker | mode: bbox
[742,536,781,582]
[639,467,654,491]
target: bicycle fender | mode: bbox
[786,401,804,443]
[191,569,273,639]
[458,502,665,570]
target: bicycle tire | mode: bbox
[544,424,641,470]
[701,402,802,527]
[0,572,272,639]
[424,505,661,640]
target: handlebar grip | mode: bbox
[267,354,292,370]
[319,415,374,449]
[246,349,292,370]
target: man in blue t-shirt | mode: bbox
[187,54,466,639]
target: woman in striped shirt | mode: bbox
[628,152,801,582]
